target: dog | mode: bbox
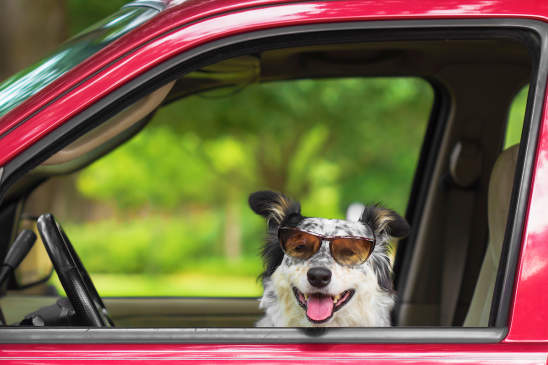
[249,190,409,327]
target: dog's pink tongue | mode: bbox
[306,294,333,322]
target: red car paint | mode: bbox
[506,95,548,343]
[1,343,548,364]
[1,0,548,362]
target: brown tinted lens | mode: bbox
[331,238,373,266]
[280,230,321,260]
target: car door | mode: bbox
[1,0,548,363]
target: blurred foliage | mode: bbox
[64,209,263,275]
[68,77,433,296]
[78,78,433,215]
[505,86,528,148]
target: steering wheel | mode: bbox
[37,213,113,327]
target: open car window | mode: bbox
[0,17,543,343]
[22,76,434,299]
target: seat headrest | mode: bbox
[488,144,519,260]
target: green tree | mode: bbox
[81,78,432,210]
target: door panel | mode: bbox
[104,297,263,327]
[0,296,262,327]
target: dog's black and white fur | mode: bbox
[249,190,409,327]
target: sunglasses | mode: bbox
[278,227,375,266]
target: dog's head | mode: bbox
[249,190,409,326]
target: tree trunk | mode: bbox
[0,0,67,80]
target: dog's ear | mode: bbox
[249,190,301,228]
[360,204,409,239]
[250,191,301,280]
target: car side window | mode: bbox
[5,27,535,333]
[21,77,434,298]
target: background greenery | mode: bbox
[48,2,527,297]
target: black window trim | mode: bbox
[490,52,542,328]
[392,78,450,303]
[0,18,545,344]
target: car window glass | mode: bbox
[505,85,528,148]
[33,77,434,297]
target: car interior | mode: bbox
[0,28,535,330]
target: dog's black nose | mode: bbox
[307,267,331,288]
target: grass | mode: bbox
[50,272,263,297]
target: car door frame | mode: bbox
[0,9,546,358]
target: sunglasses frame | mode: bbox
[277,226,376,266]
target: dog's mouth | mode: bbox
[292,287,355,324]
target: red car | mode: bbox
[0,0,548,362]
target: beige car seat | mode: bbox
[464,144,519,326]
